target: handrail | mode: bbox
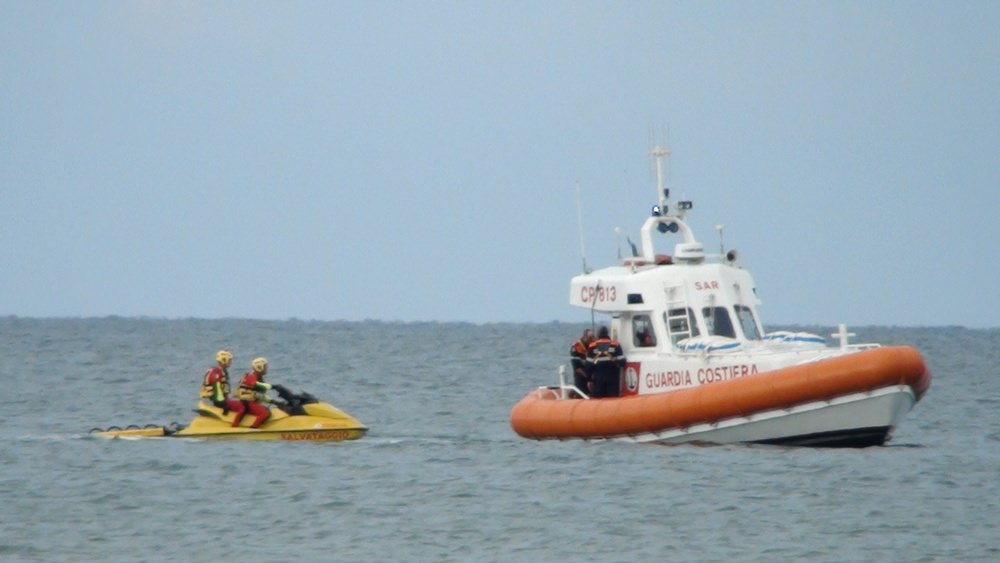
[534,384,590,400]
[532,365,591,400]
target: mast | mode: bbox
[650,145,670,214]
[575,181,589,273]
[639,144,701,262]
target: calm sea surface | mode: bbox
[1,318,997,562]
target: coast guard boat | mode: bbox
[510,147,930,447]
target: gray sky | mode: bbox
[3,2,998,327]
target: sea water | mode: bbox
[1,318,997,562]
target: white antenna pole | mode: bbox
[650,145,671,212]
[575,181,588,273]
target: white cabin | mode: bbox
[571,184,763,357]
[567,146,845,398]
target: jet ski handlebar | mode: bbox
[272,384,318,409]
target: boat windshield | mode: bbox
[735,305,762,340]
[702,306,736,338]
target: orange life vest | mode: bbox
[200,366,230,399]
[237,372,271,402]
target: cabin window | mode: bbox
[702,306,736,338]
[664,308,700,343]
[631,314,657,347]
[735,305,761,340]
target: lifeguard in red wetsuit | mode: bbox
[200,350,246,419]
[233,357,275,428]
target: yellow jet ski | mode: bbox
[91,386,367,441]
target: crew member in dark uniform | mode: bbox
[587,326,626,398]
[569,328,594,398]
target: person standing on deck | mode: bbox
[570,328,595,398]
[587,326,626,398]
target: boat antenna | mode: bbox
[575,181,589,273]
[589,280,601,334]
[651,144,671,213]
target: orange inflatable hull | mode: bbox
[510,346,930,440]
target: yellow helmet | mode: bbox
[251,357,268,374]
[216,350,233,366]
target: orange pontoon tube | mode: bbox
[510,346,930,439]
